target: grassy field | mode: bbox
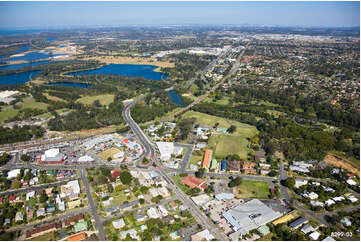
[209,135,249,160]
[18,97,49,110]
[76,94,115,106]
[182,111,258,159]
[0,106,18,123]
[188,152,203,169]
[97,147,121,160]
[29,232,57,241]
[0,97,48,123]
[234,180,270,199]
[182,111,258,137]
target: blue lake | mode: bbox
[0,70,41,85]
[0,51,67,62]
[66,64,168,81]
[168,90,185,106]
[46,82,92,88]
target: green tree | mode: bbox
[284,177,296,188]
[195,168,206,178]
[20,154,31,162]
[119,171,133,185]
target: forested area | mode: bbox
[0,125,45,144]
[132,92,177,123]
[192,88,359,161]
[231,86,359,130]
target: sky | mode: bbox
[0,1,359,29]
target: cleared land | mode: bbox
[76,94,114,106]
[183,111,258,159]
[79,56,174,71]
[324,153,359,174]
[44,93,67,103]
[233,180,270,199]
[97,147,122,160]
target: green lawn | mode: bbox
[18,97,49,110]
[209,135,249,160]
[0,97,48,123]
[0,106,18,123]
[182,111,258,160]
[29,231,57,241]
[235,180,270,199]
[188,152,203,169]
[76,94,115,106]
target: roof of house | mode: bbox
[67,232,87,241]
[228,160,240,171]
[202,150,212,168]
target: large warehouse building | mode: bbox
[222,199,282,236]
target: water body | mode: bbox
[0,60,74,71]
[0,45,31,58]
[0,70,41,85]
[46,82,92,88]
[66,64,168,81]
[0,51,67,62]
[168,90,185,106]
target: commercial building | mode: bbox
[40,148,65,164]
[156,142,174,161]
[222,199,282,236]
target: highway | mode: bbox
[80,168,106,240]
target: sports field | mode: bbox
[234,180,270,199]
[76,94,115,106]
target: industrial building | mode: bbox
[222,199,282,236]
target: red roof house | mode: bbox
[181,175,208,191]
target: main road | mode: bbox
[121,46,251,241]
[80,168,106,240]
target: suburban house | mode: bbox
[242,162,257,175]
